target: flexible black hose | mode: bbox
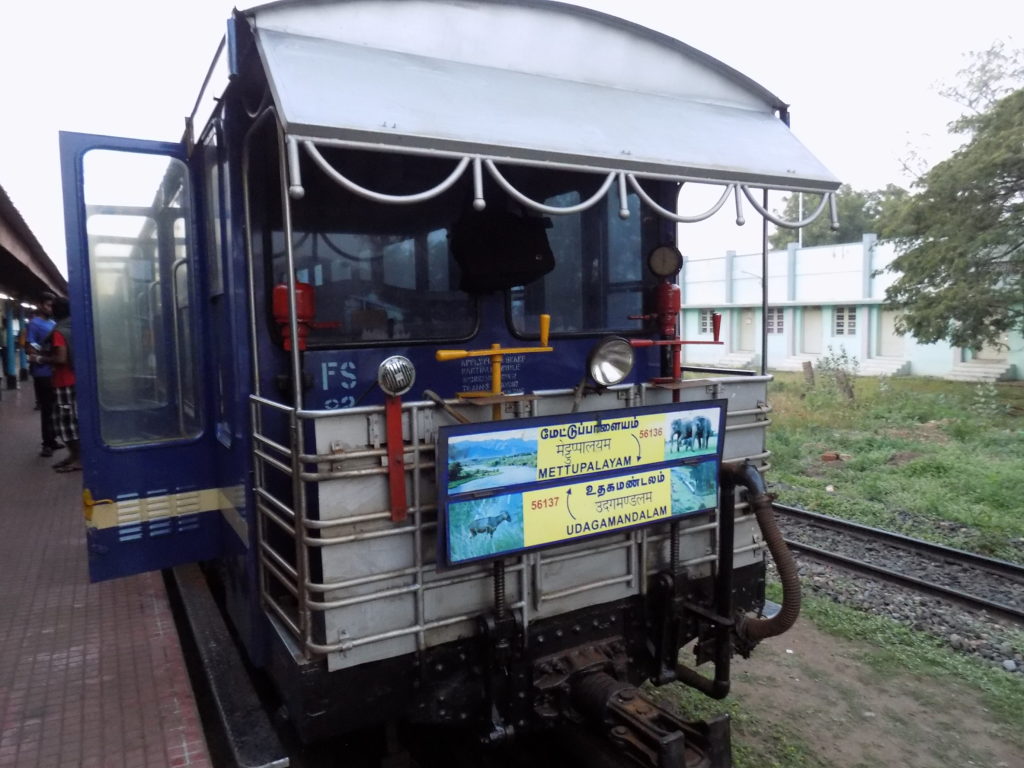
[730,461,801,643]
[675,462,800,696]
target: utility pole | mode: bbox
[797,193,803,248]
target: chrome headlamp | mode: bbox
[377,355,416,397]
[587,336,634,387]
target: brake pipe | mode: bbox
[730,460,801,645]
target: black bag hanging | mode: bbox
[449,206,554,293]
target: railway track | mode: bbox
[773,502,1024,624]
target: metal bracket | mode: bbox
[328,439,346,473]
[755,400,771,421]
[478,609,526,744]
[367,413,384,449]
[598,679,732,768]
[541,651,734,768]
[650,571,681,685]
[419,407,436,443]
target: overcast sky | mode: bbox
[1,0,1020,277]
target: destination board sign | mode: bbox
[437,400,726,566]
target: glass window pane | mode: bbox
[83,149,202,446]
[266,149,477,345]
[607,194,642,283]
[512,186,645,335]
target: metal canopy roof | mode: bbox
[246,0,839,192]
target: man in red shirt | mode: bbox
[33,302,80,472]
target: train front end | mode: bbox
[233,2,837,762]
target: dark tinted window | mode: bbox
[511,180,645,335]
[273,150,477,345]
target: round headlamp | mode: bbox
[377,356,416,397]
[587,336,635,387]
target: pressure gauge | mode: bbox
[648,244,683,277]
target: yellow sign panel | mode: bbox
[523,469,672,546]
[535,415,669,482]
[440,401,725,565]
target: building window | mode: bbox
[834,306,857,335]
[699,309,715,335]
[766,307,784,334]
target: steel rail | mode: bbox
[774,503,1024,583]
[774,503,1024,623]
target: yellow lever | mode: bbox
[435,349,471,362]
[435,314,553,419]
[82,488,115,523]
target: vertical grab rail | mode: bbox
[243,107,313,657]
[277,121,314,658]
[243,108,275,643]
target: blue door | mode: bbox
[60,132,224,581]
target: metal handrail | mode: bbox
[248,367,772,657]
[301,140,471,204]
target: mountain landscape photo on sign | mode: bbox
[447,429,538,493]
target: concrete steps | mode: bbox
[857,357,910,377]
[714,351,759,370]
[770,354,819,373]
[944,359,1016,382]
[772,354,910,377]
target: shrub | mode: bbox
[815,345,860,379]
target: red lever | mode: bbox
[384,395,408,523]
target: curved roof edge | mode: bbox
[242,0,839,191]
[243,0,789,111]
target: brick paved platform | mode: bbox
[0,388,212,768]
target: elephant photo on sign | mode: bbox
[664,409,719,458]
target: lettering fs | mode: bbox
[321,361,357,409]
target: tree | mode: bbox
[879,86,1024,349]
[768,184,907,250]
[938,41,1024,117]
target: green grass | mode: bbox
[769,583,1024,748]
[649,682,828,768]
[650,584,1024,766]
[648,375,1024,764]
[767,374,1024,561]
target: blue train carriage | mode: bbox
[59,1,838,764]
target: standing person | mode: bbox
[39,300,80,472]
[26,292,62,457]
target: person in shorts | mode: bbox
[38,300,80,472]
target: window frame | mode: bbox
[508,186,652,340]
[82,149,204,447]
[254,140,482,349]
[698,309,715,335]
[833,305,857,336]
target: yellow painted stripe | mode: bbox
[84,485,248,546]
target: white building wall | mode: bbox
[764,326,787,366]
[681,256,727,306]
[816,304,863,363]
[681,308,729,365]
[903,336,959,376]
[869,240,899,298]
[793,243,864,302]
[679,235,1021,380]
